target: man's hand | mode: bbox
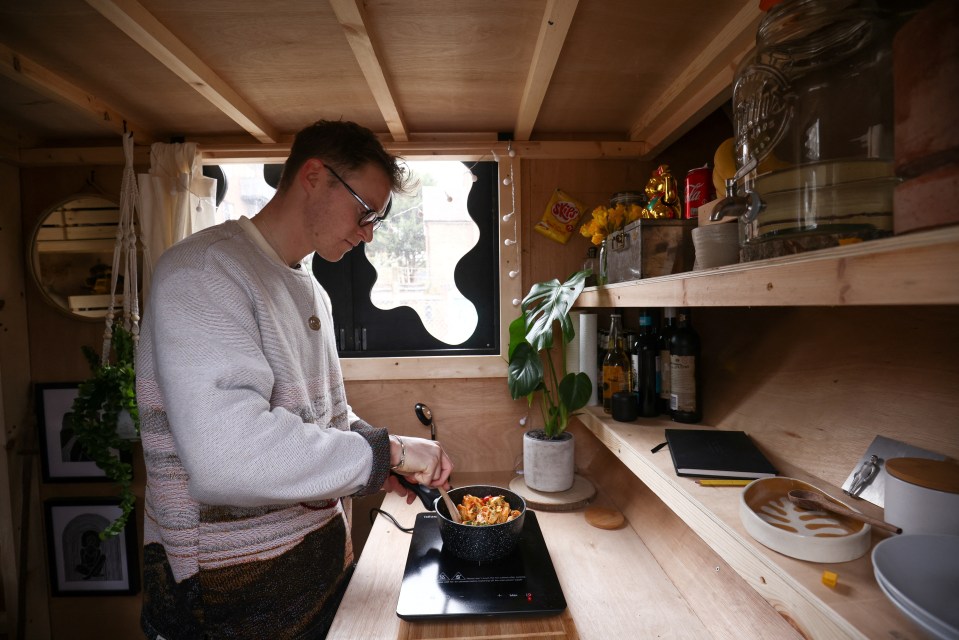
[389,436,453,488]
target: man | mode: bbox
[137,120,452,639]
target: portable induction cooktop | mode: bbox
[396,511,567,620]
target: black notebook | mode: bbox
[665,429,778,479]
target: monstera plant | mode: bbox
[507,270,593,492]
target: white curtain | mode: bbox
[137,142,217,304]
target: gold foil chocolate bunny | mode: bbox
[644,164,682,219]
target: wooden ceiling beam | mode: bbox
[18,139,649,166]
[513,0,579,141]
[628,0,760,158]
[86,0,280,144]
[328,0,408,142]
[0,41,155,145]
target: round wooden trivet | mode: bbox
[509,474,596,512]
[585,506,625,530]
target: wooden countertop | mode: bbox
[327,471,793,640]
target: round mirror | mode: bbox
[29,195,141,320]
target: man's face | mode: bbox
[304,160,391,262]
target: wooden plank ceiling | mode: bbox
[0,0,759,163]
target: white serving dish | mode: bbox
[740,477,872,563]
[872,534,959,639]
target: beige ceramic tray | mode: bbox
[740,477,872,563]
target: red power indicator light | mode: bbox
[527,592,533,602]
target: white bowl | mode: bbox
[740,477,872,562]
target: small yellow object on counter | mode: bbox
[822,570,839,588]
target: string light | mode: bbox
[512,298,521,306]
[498,140,520,295]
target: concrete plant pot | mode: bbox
[523,430,575,492]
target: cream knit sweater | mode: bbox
[137,218,390,585]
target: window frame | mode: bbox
[202,146,522,381]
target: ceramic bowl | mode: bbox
[434,484,527,563]
[740,477,871,563]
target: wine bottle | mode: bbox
[657,307,677,414]
[632,310,659,417]
[669,308,702,423]
[602,314,631,414]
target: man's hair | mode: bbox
[278,119,409,195]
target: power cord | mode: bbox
[368,508,415,533]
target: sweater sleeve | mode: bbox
[348,418,391,494]
[148,257,380,507]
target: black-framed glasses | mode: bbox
[325,165,391,230]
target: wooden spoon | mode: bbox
[787,489,901,534]
[439,487,462,524]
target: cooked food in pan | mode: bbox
[456,494,522,526]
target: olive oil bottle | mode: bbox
[602,313,631,414]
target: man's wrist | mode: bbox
[389,435,406,471]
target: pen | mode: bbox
[697,479,752,486]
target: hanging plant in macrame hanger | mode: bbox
[71,132,142,539]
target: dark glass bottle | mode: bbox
[632,310,659,417]
[657,307,677,414]
[602,314,631,414]
[596,328,609,404]
[669,308,702,424]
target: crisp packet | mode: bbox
[534,189,587,244]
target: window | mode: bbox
[205,160,500,359]
[312,160,500,357]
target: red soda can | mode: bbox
[685,165,713,219]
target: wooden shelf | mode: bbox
[575,407,926,640]
[576,226,959,308]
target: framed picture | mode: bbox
[44,498,139,596]
[35,382,112,482]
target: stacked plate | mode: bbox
[872,534,959,639]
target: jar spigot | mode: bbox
[710,157,765,222]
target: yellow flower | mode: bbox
[579,202,645,246]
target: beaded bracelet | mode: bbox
[389,435,406,470]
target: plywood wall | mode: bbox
[694,305,959,487]
[16,165,138,639]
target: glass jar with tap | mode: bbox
[730,0,899,260]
